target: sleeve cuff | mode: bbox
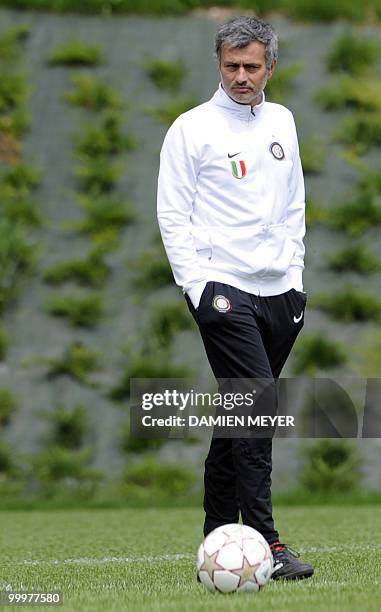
[186,280,208,309]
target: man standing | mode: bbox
[157,16,313,580]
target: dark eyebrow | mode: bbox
[224,62,261,68]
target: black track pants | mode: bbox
[185,281,307,544]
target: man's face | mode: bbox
[219,41,276,106]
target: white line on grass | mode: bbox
[6,543,381,567]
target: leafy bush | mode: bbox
[327,193,381,234]
[0,441,17,477]
[149,97,198,125]
[121,421,165,454]
[73,194,136,238]
[325,32,379,76]
[1,193,43,227]
[46,293,104,328]
[144,301,193,350]
[299,440,362,492]
[47,38,104,66]
[287,0,369,23]
[131,244,173,290]
[0,327,9,360]
[292,333,347,375]
[110,350,191,401]
[313,287,381,322]
[317,77,381,112]
[75,112,136,158]
[33,445,101,484]
[0,24,31,63]
[0,161,41,192]
[300,138,325,174]
[124,455,196,499]
[305,198,329,227]
[327,243,381,273]
[75,157,121,194]
[0,388,17,427]
[46,341,100,384]
[145,59,185,94]
[0,104,30,137]
[44,405,88,449]
[43,247,110,287]
[0,218,36,313]
[337,112,381,153]
[0,72,28,113]
[64,74,122,111]
[265,63,303,103]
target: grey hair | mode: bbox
[215,16,278,70]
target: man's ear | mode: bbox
[267,59,277,80]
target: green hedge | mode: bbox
[0,0,380,22]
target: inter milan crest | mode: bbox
[212,295,232,313]
[230,158,247,179]
[270,142,285,160]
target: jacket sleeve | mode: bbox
[286,115,306,292]
[157,117,207,301]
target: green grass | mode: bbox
[0,506,380,611]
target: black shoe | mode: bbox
[270,541,314,580]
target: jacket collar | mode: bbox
[211,83,266,120]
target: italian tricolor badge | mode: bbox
[230,159,247,179]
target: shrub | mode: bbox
[0,441,17,477]
[0,161,41,192]
[110,350,191,401]
[131,244,173,290]
[0,72,28,113]
[305,198,329,227]
[0,388,17,427]
[265,63,303,103]
[0,218,36,313]
[299,440,362,492]
[75,112,136,158]
[337,112,381,153]
[145,59,185,94]
[292,333,347,375]
[33,445,101,484]
[43,248,110,287]
[0,327,9,360]
[46,341,100,384]
[73,194,136,238]
[0,24,31,63]
[0,104,30,137]
[287,0,368,23]
[47,38,104,66]
[75,157,121,194]
[149,97,197,125]
[1,194,43,227]
[44,405,88,449]
[124,455,196,499]
[64,74,122,111]
[327,243,381,273]
[313,287,381,322]
[327,193,381,234]
[325,32,379,76]
[300,138,325,174]
[46,293,104,328]
[317,77,381,112]
[120,421,165,454]
[144,301,193,350]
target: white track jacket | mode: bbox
[157,84,306,308]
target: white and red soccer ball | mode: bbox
[197,523,273,593]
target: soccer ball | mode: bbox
[197,523,273,593]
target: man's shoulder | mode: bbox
[264,100,294,119]
[173,100,213,128]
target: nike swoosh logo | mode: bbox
[228,151,241,158]
[293,312,303,323]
